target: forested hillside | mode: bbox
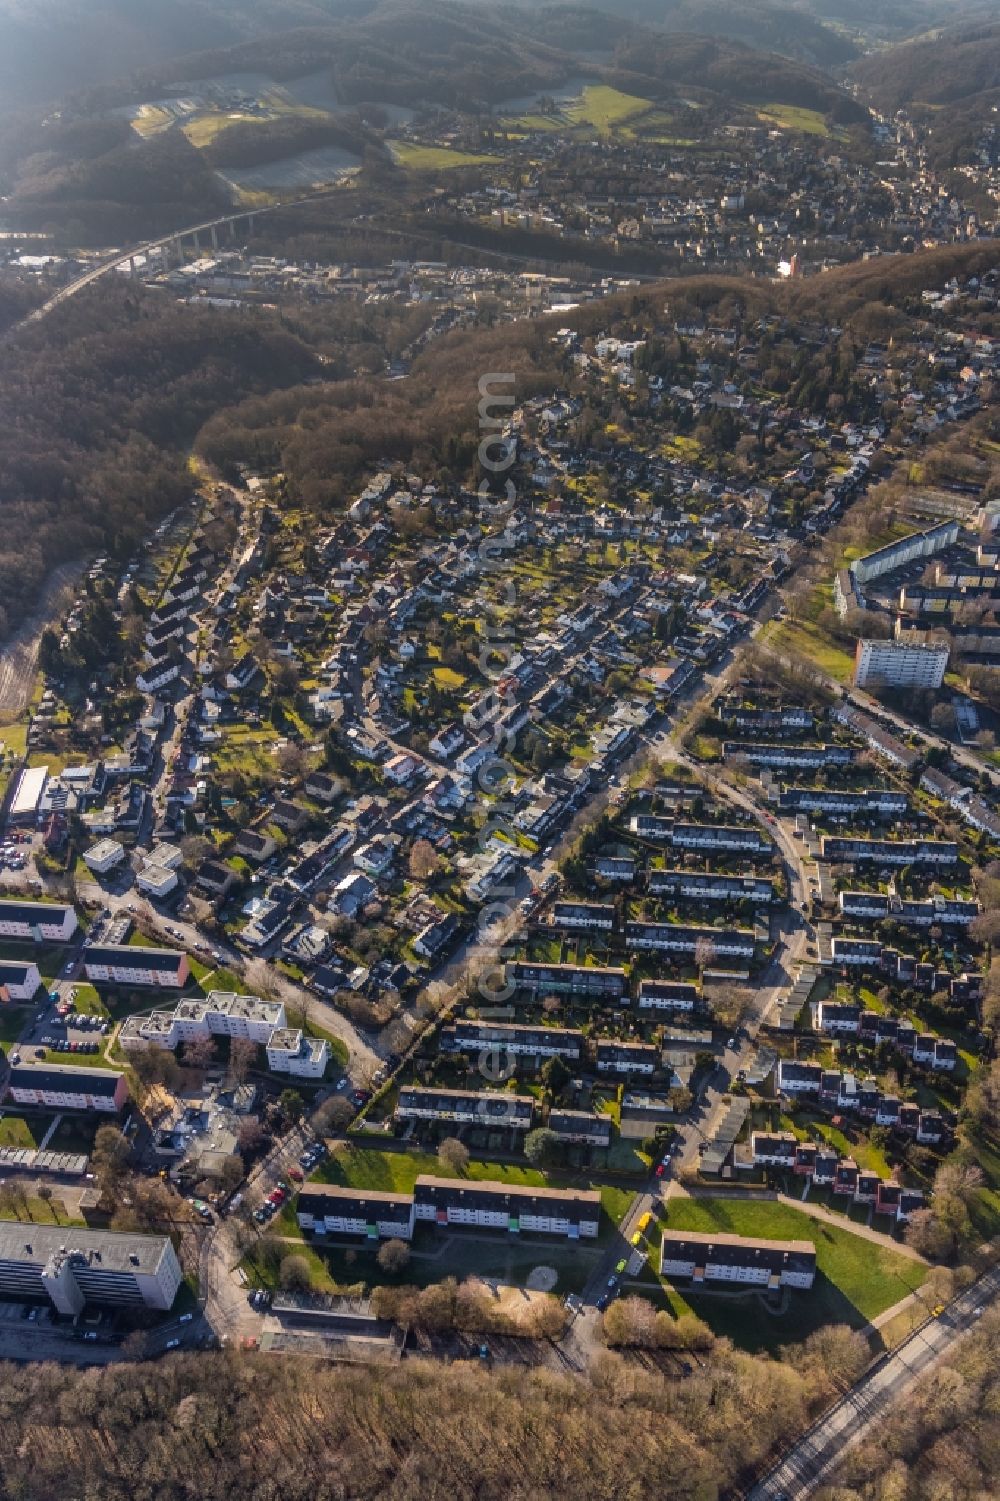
[0,287,320,638]
[853,18,1000,108]
[0,1337,858,1500]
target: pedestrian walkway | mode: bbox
[775,1191,927,1261]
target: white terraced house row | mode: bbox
[83,945,189,988]
[648,870,775,904]
[660,1230,816,1290]
[412,1177,601,1239]
[296,1185,416,1241]
[0,900,78,944]
[821,836,958,867]
[625,922,755,957]
[549,901,616,931]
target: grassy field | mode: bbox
[183,96,333,150]
[966,1128,1000,1240]
[387,141,498,170]
[563,85,652,131]
[0,1196,84,1227]
[663,1197,927,1338]
[34,1046,122,1071]
[214,724,282,777]
[128,103,177,138]
[0,1115,39,1148]
[762,602,855,682]
[757,103,833,137]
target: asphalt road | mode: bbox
[750,1264,1000,1500]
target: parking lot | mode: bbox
[14,991,110,1065]
[0,832,32,875]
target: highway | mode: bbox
[749,1264,1000,1500]
[1,186,346,344]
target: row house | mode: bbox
[659,1231,816,1290]
[83,944,189,989]
[722,705,814,736]
[0,900,78,944]
[136,655,181,694]
[594,854,637,883]
[547,1110,612,1148]
[395,1087,535,1132]
[821,836,959,867]
[636,979,700,1012]
[506,961,627,1002]
[669,821,774,855]
[648,870,776,905]
[413,1176,601,1240]
[548,901,616,932]
[625,921,755,958]
[442,1019,583,1061]
[913,1034,958,1071]
[830,937,885,967]
[723,741,853,769]
[778,787,908,818]
[296,1184,416,1241]
[6,1064,128,1114]
[832,704,919,772]
[594,1039,659,1076]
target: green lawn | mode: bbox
[0,1195,85,1227]
[317,1146,554,1196]
[762,614,855,683]
[966,1129,1000,1240]
[0,1114,39,1148]
[564,84,652,131]
[757,103,833,137]
[68,984,107,1018]
[197,966,242,995]
[664,1196,926,1334]
[387,140,498,170]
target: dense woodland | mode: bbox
[829,1305,1000,1500]
[0,287,320,635]
[853,18,1000,109]
[0,1331,876,1501]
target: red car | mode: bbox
[288,1168,304,1183]
[655,1164,665,1178]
